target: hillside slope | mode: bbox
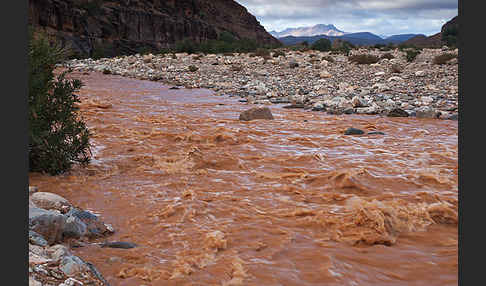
[28,0,280,57]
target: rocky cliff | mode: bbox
[28,0,280,58]
[403,16,458,48]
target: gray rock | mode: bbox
[239,107,274,121]
[29,277,42,286]
[100,241,138,249]
[31,192,71,212]
[66,208,111,238]
[48,244,71,261]
[368,131,385,135]
[344,128,365,135]
[59,278,83,286]
[416,106,440,118]
[289,61,299,68]
[29,230,48,247]
[60,255,89,277]
[447,113,458,120]
[283,104,306,109]
[29,207,66,245]
[62,216,87,239]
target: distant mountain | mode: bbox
[270,24,346,38]
[384,34,424,44]
[277,31,423,46]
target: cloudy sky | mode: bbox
[234,0,458,37]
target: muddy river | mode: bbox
[29,71,458,286]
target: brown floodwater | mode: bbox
[29,71,458,286]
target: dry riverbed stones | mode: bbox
[62,47,458,120]
[29,186,113,285]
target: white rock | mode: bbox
[374,71,385,76]
[319,71,332,78]
[419,96,434,104]
[29,277,42,286]
[30,192,71,212]
[415,70,427,77]
[387,76,403,82]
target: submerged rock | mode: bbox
[239,107,274,121]
[344,127,365,135]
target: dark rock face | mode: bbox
[28,0,280,58]
[403,15,458,48]
[239,107,274,121]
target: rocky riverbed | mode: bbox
[62,47,458,120]
[29,186,117,286]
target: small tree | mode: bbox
[29,29,91,175]
[311,38,332,52]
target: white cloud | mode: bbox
[235,0,458,36]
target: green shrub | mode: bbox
[332,40,355,55]
[311,38,332,52]
[272,50,285,58]
[188,65,199,72]
[405,49,421,62]
[348,54,380,64]
[432,53,457,65]
[29,29,91,175]
[255,48,271,59]
[91,41,115,59]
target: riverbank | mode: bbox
[62,47,458,120]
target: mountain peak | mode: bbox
[270,24,346,38]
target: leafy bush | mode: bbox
[405,49,421,62]
[332,40,355,55]
[29,29,91,175]
[311,38,332,52]
[432,53,457,65]
[255,48,271,59]
[170,34,278,55]
[188,65,199,72]
[348,54,380,64]
[91,41,115,59]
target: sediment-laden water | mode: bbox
[29,71,458,286]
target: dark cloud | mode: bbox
[235,0,458,36]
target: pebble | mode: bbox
[63,48,458,120]
[344,127,365,135]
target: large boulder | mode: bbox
[29,207,89,245]
[239,107,274,121]
[66,208,114,238]
[29,207,66,245]
[30,192,71,213]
